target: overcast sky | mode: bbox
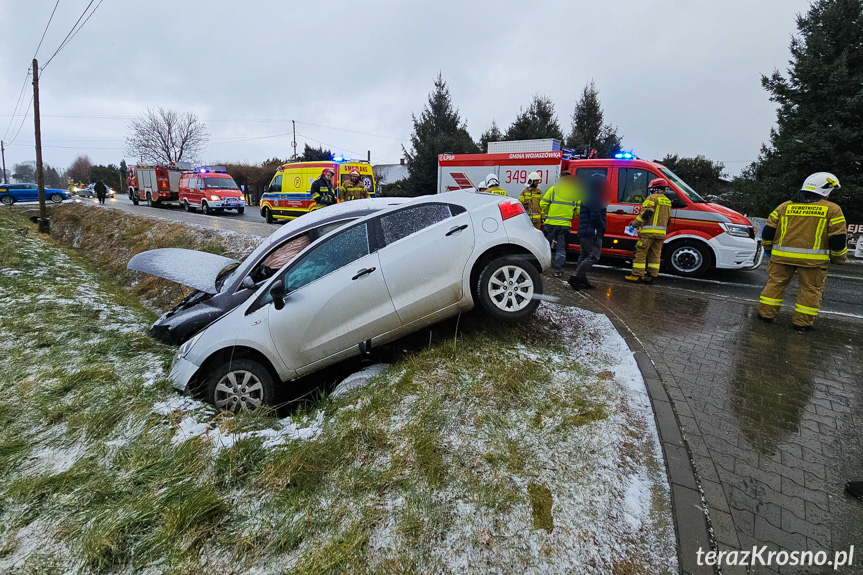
[1,0,812,177]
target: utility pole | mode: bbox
[291,120,297,160]
[367,150,371,163]
[1,140,7,183]
[33,58,48,233]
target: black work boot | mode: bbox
[846,481,863,502]
[580,280,597,290]
[756,314,774,323]
[794,324,814,332]
[567,276,580,290]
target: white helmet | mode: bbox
[477,180,487,190]
[527,171,541,185]
[486,173,500,187]
[801,172,841,197]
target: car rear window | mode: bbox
[379,204,453,246]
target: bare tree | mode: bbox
[67,155,92,184]
[125,107,209,165]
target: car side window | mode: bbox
[281,223,371,293]
[378,204,454,246]
[617,168,657,204]
[575,167,608,179]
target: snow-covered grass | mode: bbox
[0,210,676,574]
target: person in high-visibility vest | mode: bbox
[339,168,369,202]
[484,173,508,196]
[540,171,580,277]
[625,178,673,284]
[757,172,846,331]
[519,171,544,230]
[311,168,338,207]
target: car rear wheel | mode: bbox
[146,194,155,208]
[183,200,195,213]
[130,190,139,205]
[476,255,541,322]
[0,195,14,205]
[664,239,712,277]
[263,206,273,223]
[205,358,276,413]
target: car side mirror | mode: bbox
[671,197,687,208]
[271,279,286,310]
[241,276,255,290]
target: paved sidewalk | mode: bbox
[544,272,863,574]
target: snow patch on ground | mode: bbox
[330,363,389,398]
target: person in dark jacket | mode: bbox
[311,168,338,207]
[568,172,608,290]
[94,181,108,204]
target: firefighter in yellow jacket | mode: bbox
[339,169,370,202]
[484,173,508,196]
[757,172,846,331]
[519,171,544,229]
[625,178,673,284]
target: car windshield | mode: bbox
[659,168,707,203]
[216,263,241,292]
[204,176,239,190]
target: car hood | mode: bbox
[127,248,238,294]
[704,203,752,225]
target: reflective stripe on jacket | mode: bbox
[519,186,544,223]
[633,192,672,236]
[486,185,508,196]
[339,180,369,202]
[763,199,847,266]
[311,177,337,206]
[540,180,580,227]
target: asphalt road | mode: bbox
[74,195,277,237]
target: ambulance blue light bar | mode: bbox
[332,155,347,162]
[614,152,636,160]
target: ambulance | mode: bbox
[438,140,762,277]
[259,159,375,223]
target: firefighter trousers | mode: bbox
[758,261,828,327]
[631,233,663,277]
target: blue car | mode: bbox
[0,183,71,205]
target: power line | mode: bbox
[1,71,31,141]
[8,95,35,146]
[34,0,62,60]
[41,0,102,71]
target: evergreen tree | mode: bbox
[403,74,479,196]
[477,120,503,152]
[659,154,727,198]
[299,144,333,161]
[566,81,622,158]
[505,94,564,141]
[749,0,863,219]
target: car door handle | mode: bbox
[352,267,376,280]
[615,209,626,215]
[446,224,469,236]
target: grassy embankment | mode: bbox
[0,207,673,574]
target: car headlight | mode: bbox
[177,331,203,360]
[720,223,752,238]
[210,195,220,201]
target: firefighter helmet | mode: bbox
[486,173,500,187]
[477,180,487,191]
[527,171,541,185]
[801,172,840,197]
[322,168,335,177]
[349,168,360,176]
[648,177,670,191]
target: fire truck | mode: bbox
[126,162,191,207]
[438,139,762,277]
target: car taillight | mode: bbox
[499,199,526,221]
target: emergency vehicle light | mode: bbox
[332,155,346,162]
[614,152,635,160]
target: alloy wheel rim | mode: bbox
[672,247,702,272]
[487,265,534,312]
[213,370,264,412]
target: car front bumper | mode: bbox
[707,233,763,269]
[207,199,246,209]
[169,356,200,393]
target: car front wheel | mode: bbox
[263,206,273,223]
[50,193,64,203]
[476,255,541,322]
[236,206,244,215]
[205,358,276,413]
[664,239,712,277]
